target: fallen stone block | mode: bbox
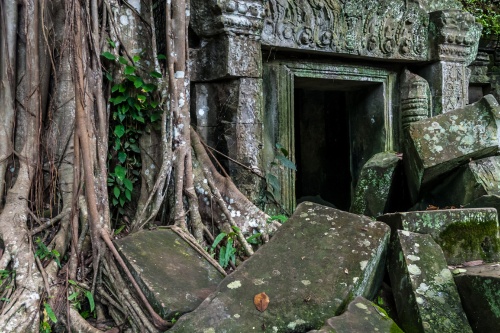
[308,296,403,333]
[170,203,390,332]
[466,194,500,214]
[413,156,500,211]
[388,230,472,333]
[453,263,500,333]
[114,229,224,320]
[378,208,500,265]
[403,94,500,202]
[350,152,401,218]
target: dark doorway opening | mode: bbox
[294,78,383,211]
[294,87,351,210]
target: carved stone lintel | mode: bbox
[401,70,431,129]
[260,0,429,61]
[429,10,482,65]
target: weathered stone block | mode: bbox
[387,230,472,333]
[404,95,500,201]
[308,296,403,333]
[413,156,500,212]
[191,78,264,201]
[350,152,401,218]
[191,35,262,81]
[170,203,390,332]
[454,264,500,333]
[466,195,500,214]
[378,208,500,265]
[114,230,224,320]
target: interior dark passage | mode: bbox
[294,84,351,211]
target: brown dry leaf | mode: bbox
[254,292,270,312]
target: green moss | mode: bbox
[439,218,499,261]
[390,323,405,333]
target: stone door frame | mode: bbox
[263,60,398,212]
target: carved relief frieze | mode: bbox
[429,10,482,64]
[401,70,431,129]
[261,0,429,60]
[191,0,264,38]
[441,62,468,112]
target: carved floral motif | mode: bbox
[261,0,429,60]
[442,62,468,112]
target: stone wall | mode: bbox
[187,0,483,211]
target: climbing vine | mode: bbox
[102,45,164,222]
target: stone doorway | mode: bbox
[263,62,398,213]
[294,79,384,210]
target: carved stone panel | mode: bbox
[261,0,429,61]
[420,61,469,115]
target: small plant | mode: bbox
[246,232,263,246]
[210,227,240,268]
[35,238,61,267]
[68,280,96,319]
[267,214,288,224]
[40,302,57,333]
[170,312,181,324]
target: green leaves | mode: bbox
[67,280,96,319]
[44,303,57,323]
[101,51,116,61]
[150,71,162,79]
[461,0,500,37]
[85,291,95,312]
[210,232,237,269]
[267,214,288,224]
[104,46,164,222]
[114,125,125,138]
[114,165,126,181]
[124,65,135,75]
[35,238,61,267]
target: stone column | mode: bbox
[420,10,481,115]
[400,69,432,130]
[190,0,265,201]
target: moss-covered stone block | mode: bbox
[378,208,500,265]
[114,229,224,320]
[350,152,401,218]
[387,230,472,333]
[308,296,403,333]
[454,264,500,333]
[403,95,500,202]
[170,203,390,333]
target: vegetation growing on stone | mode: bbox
[439,218,500,261]
[460,0,500,37]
